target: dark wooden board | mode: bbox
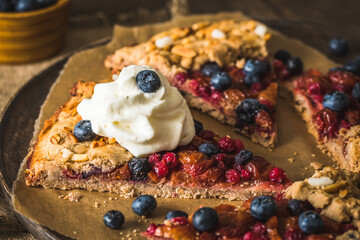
[0,19,359,239]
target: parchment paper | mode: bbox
[12,12,338,240]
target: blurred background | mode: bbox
[1,0,360,239]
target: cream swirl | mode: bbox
[77,65,195,157]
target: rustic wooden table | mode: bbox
[0,0,359,239]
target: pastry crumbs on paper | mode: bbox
[288,158,294,163]
[311,154,316,157]
[293,152,298,156]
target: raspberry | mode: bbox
[210,91,222,103]
[342,223,357,233]
[233,163,243,172]
[199,130,217,140]
[284,228,303,240]
[250,82,262,93]
[153,161,169,178]
[311,94,323,103]
[174,72,188,84]
[189,79,200,91]
[162,152,178,169]
[170,216,188,225]
[243,231,254,240]
[146,223,157,235]
[214,153,229,170]
[225,169,241,183]
[273,59,284,72]
[233,139,245,153]
[214,153,227,162]
[198,85,211,97]
[241,169,253,180]
[252,223,267,234]
[148,153,161,165]
[218,137,235,153]
[339,120,351,130]
[269,167,287,183]
[307,82,322,95]
[259,100,274,112]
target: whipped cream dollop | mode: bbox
[77,65,195,157]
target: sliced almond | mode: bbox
[50,134,61,144]
[108,138,117,144]
[62,148,74,159]
[71,154,89,162]
[339,189,348,199]
[323,181,347,193]
[171,46,197,58]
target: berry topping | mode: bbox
[198,130,217,141]
[174,72,188,84]
[153,161,169,178]
[329,37,348,56]
[252,222,267,234]
[298,211,324,234]
[269,167,287,183]
[343,60,360,77]
[233,139,245,153]
[136,70,161,93]
[315,109,339,138]
[15,0,38,12]
[307,82,322,95]
[240,169,253,180]
[353,83,360,100]
[250,196,277,221]
[244,73,261,86]
[210,71,232,91]
[286,57,303,76]
[218,137,235,153]
[274,49,291,63]
[323,91,350,112]
[146,223,157,235]
[162,152,178,169]
[284,228,304,240]
[73,120,97,141]
[244,59,270,76]
[165,210,188,220]
[201,62,221,77]
[103,210,125,229]
[236,98,267,124]
[132,195,157,217]
[234,149,253,165]
[287,199,308,216]
[192,207,219,232]
[225,169,241,183]
[198,143,219,157]
[194,120,204,135]
[148,153,161,165]
[129,158,151,181]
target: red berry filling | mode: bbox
[241,169,253,181]
[170,216,188,225]
[162,152,178,169]
[269,167,287,183]
[146,223,158,235]
[148,153,161,165]
[153,161,169,178]
[218,137,236,153]
[225,169,241,183]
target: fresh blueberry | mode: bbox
[244,59,270,77]
[323,91,349,112]
[103,210,125,229]
[194,120,204,135]
[192,207,218,232]
[287,199,308,216]
[343,60,360,77]
[236,98,267,124]
[329,66,345,72]
[352,83,360,100]
[243,73,261,86]
[0,0,14,11]
[198,143,219,157]
[210,71,232,91]
[250,196,277,221]
[14,0,38,11]
[234,149,253,165]
[128,158,151,181]
[299,211,324,234]
[74,120,97,141]
[329,37,348,56]
[132,195,157,217]
[274,49,291,63]
[165,210,188,220]
[136,70,161,93]
[36,0,56,8]
[201,62,221,77]
[286,57,303,75]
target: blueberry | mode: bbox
[286,57,303,75]
[0,0,14,11]
[132,195,157,217]
[352,83,360,100]
[194,120,204,135]
[201,62,221,77]
[210,71,232,91]
[329,66,345,72]
[250,196,277,221]
[165,210,188,220]
[329,37,348,56]
[198,143,219,157]
[299,211,324,234]
[128,158,151,181]
[74,120,97,141]
[103,210,125,229]
[243,73,261,86]
[343,60,360,77]
[323,91,349,112]
[235,98,267,124]
[234,149,253,165]
[136,70,161,93]
[36,0,56,8]
[192,207,218,232]
[287,199,308,216]
[274,49,291,63]
[15,0,38,11]
[244,59,270,77]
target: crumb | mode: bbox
[301,173,305,176]
[126,234,131,237]
[120,232,123,235]
[293,152,298,156]
[58,195,65,199]
[311,162,324,170]
[268,148,273,152]
[137,219,141,223]
[103,200,107,204]
[64,191,82,202]
[305,167,309,170]
[142,216,146,219]
[133,229,138,233]
[121,238,125,240]
[73,231,77,235]
[114,197,118,200]
[109,197,113,200]
[144,219,148,222]
[288,157,294,163]
[311,154,316,157]
[94,202,100,208]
